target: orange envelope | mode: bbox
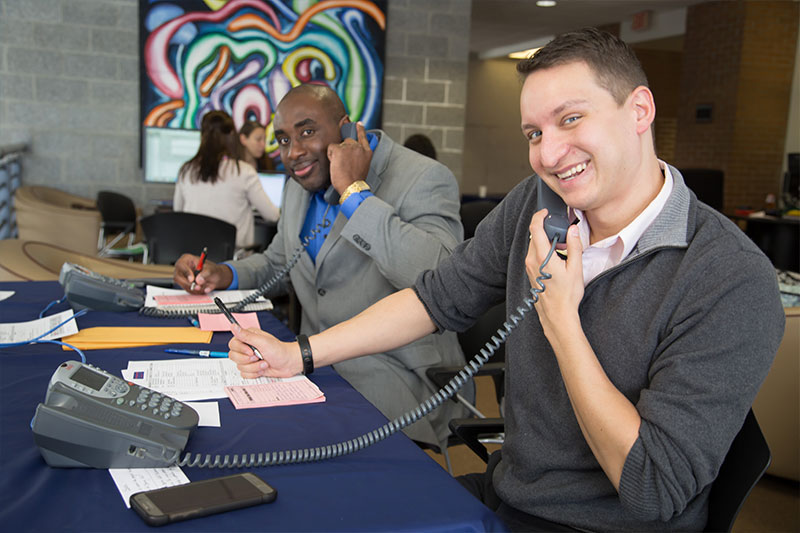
[61,327,212,350]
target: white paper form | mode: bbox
[184,401,221,427]
[0,309,78,344]
[121,358,292,401]
[0,291,14,302]
[109,465,190,508]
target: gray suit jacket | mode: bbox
[231,130,471,446]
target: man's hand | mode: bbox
[228,325,303,378]
[525,209,584,343]
[173,254,233,294]
[327,122,372,194]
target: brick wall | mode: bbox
[0,0,145,202]
[381,0,471,183]
[0,0,472,209]
[675,0,799,211]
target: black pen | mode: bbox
[214,297,264,360]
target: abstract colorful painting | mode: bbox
[140,0,386,164]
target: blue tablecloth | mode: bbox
[0,281,506,531]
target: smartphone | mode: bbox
[130,472,277,526]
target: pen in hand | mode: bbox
[190,246,208,291]
[214,297,264,360]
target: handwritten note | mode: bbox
[109,465,190,508]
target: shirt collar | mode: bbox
[572,160,674,260]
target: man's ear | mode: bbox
[630,85,656,136]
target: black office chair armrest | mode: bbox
[426,362,505,389]
[449,417,504,463]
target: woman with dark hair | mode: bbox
[239,120,277,172]
[173,110,279,251]
[403,133,437,160]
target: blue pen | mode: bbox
[165,348,228,358]
[187,316,199,328]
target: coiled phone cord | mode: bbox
[177,236,559,468]
[139,218,332,318]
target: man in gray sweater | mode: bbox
[227,29,785,531]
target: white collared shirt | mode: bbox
[573,161,674,286]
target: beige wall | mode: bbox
[461,57,530,196]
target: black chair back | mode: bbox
[140,212,236,265]
[705,409,771,532]
[460,200,500,240]
[96,191,137,232]
[457,302,506,405]
[678,168,725,212]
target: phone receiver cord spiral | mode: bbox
[177,236,559,469]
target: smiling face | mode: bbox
[273,90,345,192]
[520,60,657,234]
[239,127,266,161]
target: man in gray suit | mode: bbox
[174,84,470,448]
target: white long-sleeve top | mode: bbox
[173,158,279,249]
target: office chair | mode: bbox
[460,199,500,239]
[450,409,771,532]
[421,302,507,474]
[96,191,147,261]
[415,200,504,473]
[678,168,725,212]
[140,212,236,265]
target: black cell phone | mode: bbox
[130,472,277,527]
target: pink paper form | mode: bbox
[225,377,325,409]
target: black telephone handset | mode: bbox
[323,122,359,205]
[536,177,570,244]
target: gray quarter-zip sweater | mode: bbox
[414,167,784,531]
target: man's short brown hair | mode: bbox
[516,27,648,106]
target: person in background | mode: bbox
[224,29,784,531]
[403,133,437,160]
[174,110,279,251]
[239,120,277,172]
[173,84,471,449]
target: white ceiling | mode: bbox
[470,0,710,56]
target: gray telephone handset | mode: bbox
[536,177,570,244]
[59,262,145,312]
[32,361,198,468]
[322,122,359,205]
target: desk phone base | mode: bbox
[32,361,198,468]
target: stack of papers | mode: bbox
[121,358,324,406]
[226,379,325,409]
[144,286,272,313]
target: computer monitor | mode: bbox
[258,172,287,209]
[143,127,201,183]
[784,152,799,201]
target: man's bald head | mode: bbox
[278,84,347,124]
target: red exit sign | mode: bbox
[631,10,652,31]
